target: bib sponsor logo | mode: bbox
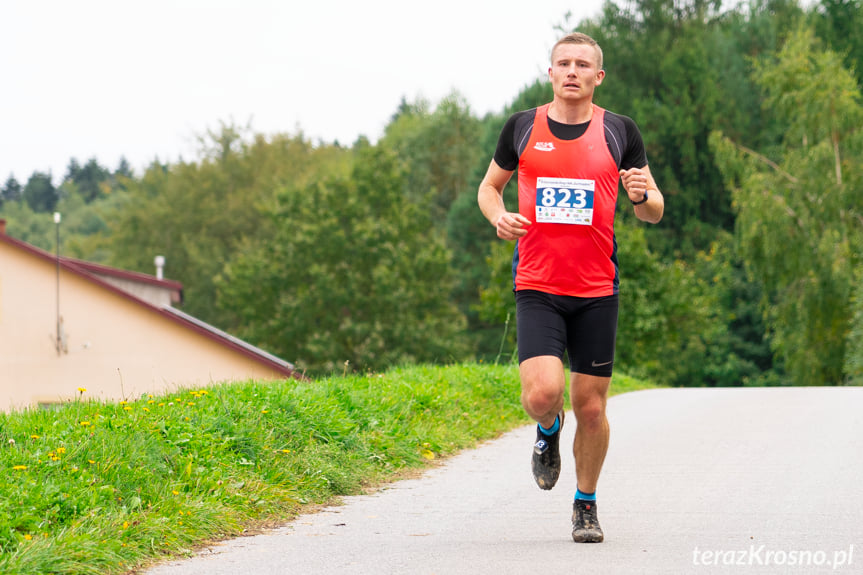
[534,142,555,152]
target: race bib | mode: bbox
[535,177,594,225]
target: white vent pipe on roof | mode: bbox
[154,255,165,280]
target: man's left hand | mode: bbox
[619,167,649,204]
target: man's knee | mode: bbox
[571,374,609,431]
[572,396,606,430]
[520,356,566,418]
[522,383,563,416]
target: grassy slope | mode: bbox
[0,364,659,574]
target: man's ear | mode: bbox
[595,69,606,85]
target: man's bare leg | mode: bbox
[520,355,566,428]
[571,372,610,490]
[570,371,610,542]
[520,356,567,489]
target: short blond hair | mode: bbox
[551,32,603,70]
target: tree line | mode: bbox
[2,0,861,386]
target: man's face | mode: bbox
[548,43,605,103]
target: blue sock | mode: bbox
[538,414,560,436]
[575,489,596,502]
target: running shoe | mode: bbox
[571,499,604,543]
[531,410,564,490]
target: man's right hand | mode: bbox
[495,212,532,241]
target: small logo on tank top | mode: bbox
[533,142,556,152]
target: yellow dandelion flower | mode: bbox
[56,447,66,454]
[119,401,127,405]
[143,407,150,412]
[80,421,91,426]
[24,534,32,540]
[123,406,132,411]
[12,465,27,471]
[172,490,179,495]
[186,402,195,406]
[77,387,87,393]
[261,409,269,414]
[30,435,40,439]
[88,460,96,464]
[122,521,129,529]
[148,400,155,404]
[280,449,291,454]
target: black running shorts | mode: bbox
[515,290,619,377]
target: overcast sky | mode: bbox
[0,0,606,185]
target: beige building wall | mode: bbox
[0,240,290,412]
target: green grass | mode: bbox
[0,363,659,574]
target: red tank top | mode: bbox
[515,104,620,297]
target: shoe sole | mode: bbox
[572,530,604,543]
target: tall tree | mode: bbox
[217,144,469,374]
[1,175,23,205]
[64,157,111,203]
[813,0,863,82]
[711,25,863,385]
[380,92,481,222]
[111,156,134,193]
[23,171,58,213]
[105,125,351,329]
[114,156,134,179]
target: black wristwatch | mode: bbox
[631,191,649,206]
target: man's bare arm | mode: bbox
[477,160,531,240]
[619,164,664,224]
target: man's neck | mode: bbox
[548,99,594,125]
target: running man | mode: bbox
[477,32,664,542]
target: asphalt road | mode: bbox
[144,387,863,575]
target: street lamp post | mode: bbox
[54,212,61,357]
